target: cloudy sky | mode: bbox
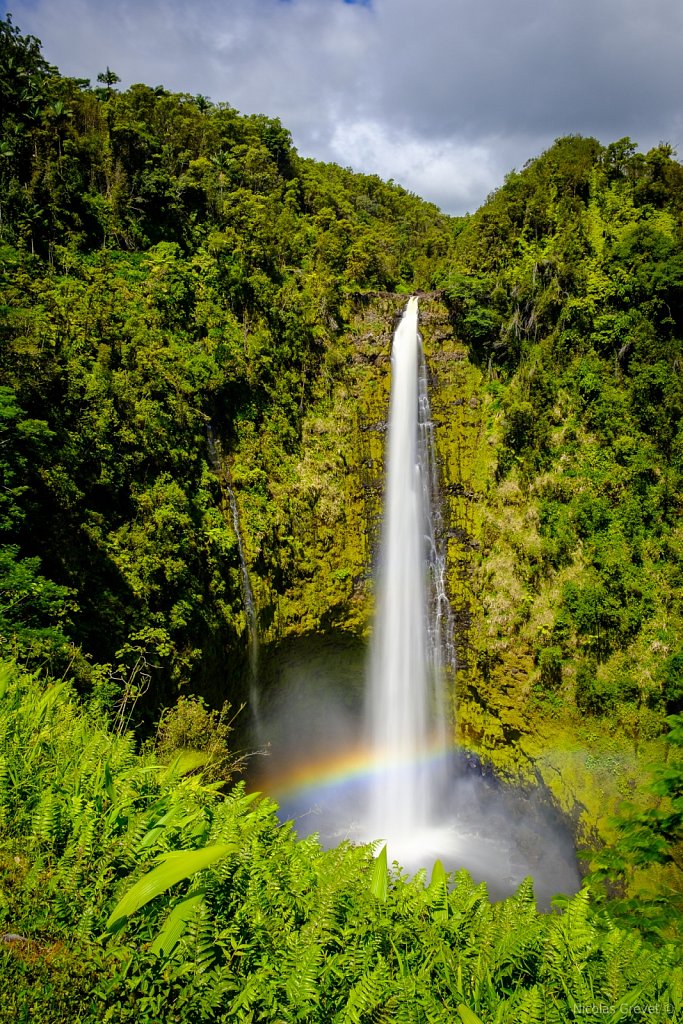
[6,0,683,214]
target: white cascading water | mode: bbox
[262,295,581,901]
[366,296,450,856]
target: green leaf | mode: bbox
[370,844,388,902]
[604,984,650,1024]
[150,891,206,957]
[0,664,13,698]
[103,760,116,803]
[162,749,210,780]
[428,858,448,922]
[457,1005,485,1024]
[136,806,201,852]
[105,843,236,933]
[428,858,446,892]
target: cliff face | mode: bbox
[227,290,675,866]
[228,292,484,659]
[227,291,530,759]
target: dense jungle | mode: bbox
[1,14,682,1022]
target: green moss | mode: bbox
[225,291,680,907]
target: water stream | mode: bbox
[365,296,449,854]
[252,298,581,904]
[207,426,261,734]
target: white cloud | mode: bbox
[9,0,683,214]
[328,120,501,214]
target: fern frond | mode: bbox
[281,931,323,1010]
[31,789,62,846]
[0,753,9,827]
[340,956,391,1024]
[512,984,544,1024]
[428,859,449,923]
[512,875,536,910]
[178,896,216,971]
[226,970,269,1018]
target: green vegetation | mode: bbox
[1,664,681,1022]
[0,13,450,706]
[2,13,683,1019]
[440,136,683,833]
[445,134,683,733]
[586,713,683,939]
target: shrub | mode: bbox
[537,645,563,688]
[155,694,242,783]
[660,649,683,715]
[575,657,615,715]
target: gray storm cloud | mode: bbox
[11,0,683,213]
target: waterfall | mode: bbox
[261,297,580,899]
[206,427,261,729]
[225,485,259,681]
[366,296,451,850]
[226,482,262,736]
[417,339,455,728]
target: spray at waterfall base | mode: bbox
[252,299,580,905]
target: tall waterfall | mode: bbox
[366,296,450,851]
[262,295,581,901]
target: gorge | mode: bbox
[1,19,681,1013]
[253,296,581,904]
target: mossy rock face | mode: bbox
[224,291,552,756]
[226,292,491,678]
[221,292,674,876]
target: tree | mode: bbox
[96,66,120,93]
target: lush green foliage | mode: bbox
[3,16,683,1019]
[445,135,683,733]
[586,714,683,940]
[154,693,243,782]
[0,14,451,703]
[1,664,681,1022]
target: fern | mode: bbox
[0,753,8,828]
[339,956,392,1024]
[178,896,217,972]
[2,663,681,1023]
[663,965,683,1017]
[511,875,536,910]
[544,887,597,989]
[31,789,62,846]
[490,892,542,994]
[600,927,651,1004]
[187,966,241,1020]
[281,931,324,1011]
[510,985,544,1024]
[427,859,449,923]
[226,971,267,1020]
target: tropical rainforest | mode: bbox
[1,13,682,1023]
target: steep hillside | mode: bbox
[433,137,683,865]
[0,15,453,707]
[1,17,681,900]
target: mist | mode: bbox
[250,637,581,910]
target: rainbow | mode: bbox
[252,738,454,803]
